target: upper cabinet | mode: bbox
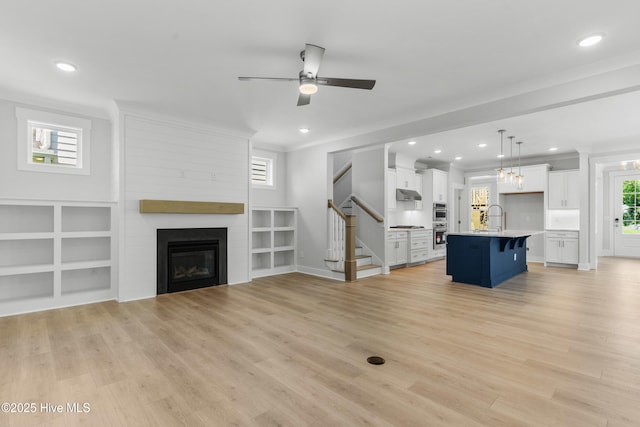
[424,169,448,203]
[396,168,416,190]
[387,169,397,210]
[497,164,548,194]
[548,170,580,209]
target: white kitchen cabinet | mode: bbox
[387,231,408,266]
[413,174,423,210]
[545,230,579,266]
[424,169,448,203]
[396,168,415,190]
[387,169,396,210]
[548,170,580,209]
[498,164,548,194]
[408,229,431,263]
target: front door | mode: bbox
[613,173,640,257]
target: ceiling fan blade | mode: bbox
[297,93,311,106]
[317,77,376,90]
[238,77,298,82]
[302,44,325,78]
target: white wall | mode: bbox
[0,98,113,202]
[352,147,386,260]
[503,193,545,261]
[118,112,250,301]
[286,145,331,276]
[251,147,288,207]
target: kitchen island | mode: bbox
[446,230,543,288]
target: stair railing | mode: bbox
[327,199,356,281]
[350,195,384,223]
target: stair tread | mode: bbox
[325,255,370,262]
[357,264,381,271]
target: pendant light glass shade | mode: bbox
[516,141,524,190]
[496,130,506,183]
[507,136,515,184]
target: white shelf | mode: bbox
[250,207,296,278]
[0,200,116,316]
[0,232,55,240]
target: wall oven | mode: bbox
[433,223,447,248]
[433,203,447,222]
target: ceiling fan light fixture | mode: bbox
[299,81,318,95]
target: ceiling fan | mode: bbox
[238,43,376,106]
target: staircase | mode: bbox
[327,198,384,281]
[325,245,382,280]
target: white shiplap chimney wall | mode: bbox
[118,113,251,302]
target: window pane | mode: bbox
[621,178,639,235]
[30,124,79,167]
[251,157,273,186]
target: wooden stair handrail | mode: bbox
[350,196,384,223]
[327,199,347,221]
[333,162,352,185]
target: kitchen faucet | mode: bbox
[487,204,504,232]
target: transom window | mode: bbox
[16,107,91,175]
[29,122,80,166]
[251,156,273,187]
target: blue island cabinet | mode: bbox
[446,232,533,288]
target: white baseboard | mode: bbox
[296,265,345,282]
[578,262,591,271]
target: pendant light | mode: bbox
[516,141,524,189]
[507,136,515,184]
[496,130,506,183]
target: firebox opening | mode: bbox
[157,228,227,294]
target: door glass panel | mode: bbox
[622,180,640,234]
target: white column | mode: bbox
[578,149,592,270]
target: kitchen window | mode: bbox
[16,107,91,175]
[471,186,489,230]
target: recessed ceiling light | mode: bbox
[578,34,604,47]
[434,149,442,154]
[478,143,487,148]
[408,141,416,145]
[55,61,77,72]
[455,156,462,160]
[299,128,310,134]
[549,147,558,151]
[497,154,505,158]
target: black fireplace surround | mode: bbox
[157,228,227,294]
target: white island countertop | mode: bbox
[446,230,545,238]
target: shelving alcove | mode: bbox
[0,200,116,316]
[251,207,297,278]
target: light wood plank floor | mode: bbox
[1,257,640,426]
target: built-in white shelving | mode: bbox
[251,207,297,278]
[0,200,116,316]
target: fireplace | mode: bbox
[157,228,227,294]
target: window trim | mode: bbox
[16,107,91,175]
[251,156,275,188]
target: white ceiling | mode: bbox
[2,1,640,168]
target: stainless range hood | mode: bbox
[396,188,422,201]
